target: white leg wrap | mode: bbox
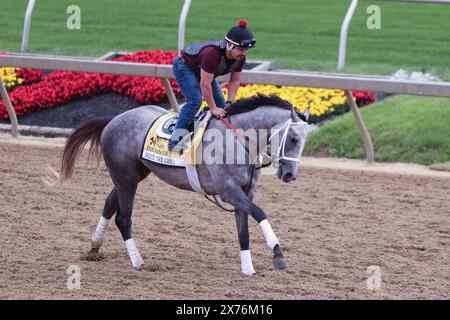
[91,216,110,249]
[259,219,279,250]
[125,238,144,269]
[240,250,256,276]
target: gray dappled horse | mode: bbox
[47,94,309,276]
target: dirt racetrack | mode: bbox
[0,136,449,299]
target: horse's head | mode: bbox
[270,108,310,183]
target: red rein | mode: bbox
[219,117,246,139]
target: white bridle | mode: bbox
[268,118,309,163]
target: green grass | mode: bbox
[304,95,450,165]
[1,0,450,78]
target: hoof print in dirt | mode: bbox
[81,249,105,262]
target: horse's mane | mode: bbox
[227,93,307,122]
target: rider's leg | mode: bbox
[211,79,226,109]
[168,56,203,150]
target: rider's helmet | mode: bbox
[225,20,256,48]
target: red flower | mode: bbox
[16,68,44,84]
[0,50,181,119]
[352,90,375,107]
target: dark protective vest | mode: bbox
[182,40,242,78]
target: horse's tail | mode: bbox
[43,117,113,186]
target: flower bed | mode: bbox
[106,50,181,104]
[352,90,375,107]
[16,68,45,85]
[0,50,180,119]
[0,50,375,122]
[0,65,44,91]
[0,67,22,89]
[203,84,375,123]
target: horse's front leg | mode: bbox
[234,210,255,275]
[254,210,288,271]
[261,221,288,270]
[220,179,288,275]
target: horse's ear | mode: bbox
[304,107,310,121]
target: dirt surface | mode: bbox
[1,139,449,300]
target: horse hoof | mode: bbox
[133,262,145,270]
[81,249,105,261]
[242,270,256,276]
[273,257,288,270]
[91,239,103,250]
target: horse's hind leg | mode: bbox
[89,165,150,269]
[90,188,119,252]
[113,167,151,269]
[115,183,144,269]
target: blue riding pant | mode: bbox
[168,56,225,149]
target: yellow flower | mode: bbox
[0,67,25,89]
[199,84,347,117]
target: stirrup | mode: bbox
[169,134,191,152]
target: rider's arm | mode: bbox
[200,69,218,111]
[227,71,241,103]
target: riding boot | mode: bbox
[168,126,191,151]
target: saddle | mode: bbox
[156,107,209,139]
[141,107,212,168]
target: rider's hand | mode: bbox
[210,106,227,119]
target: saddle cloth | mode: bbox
[141,108,212,194]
